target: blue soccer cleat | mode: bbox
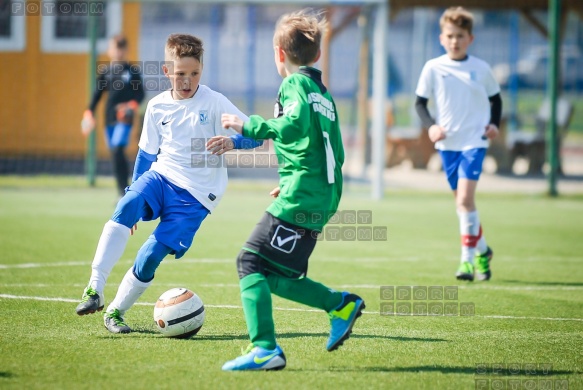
[222,344,286,371]
[326,292,365,351]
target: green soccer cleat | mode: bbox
[104,309,131,334]
[475,247,493,281]
[222,344,286,371]
[455,261,475,282]
[76,286,104,316]
[326,292,365,352]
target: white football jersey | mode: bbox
[139,85,248,211]
[416,55,500,151]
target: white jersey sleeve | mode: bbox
[138,102,161,155]
[483,65,501,98]
[415,60,435,99]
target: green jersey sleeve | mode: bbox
[242,80,309,144]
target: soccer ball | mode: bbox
[153,288,205,338]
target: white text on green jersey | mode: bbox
[307,92,336,122]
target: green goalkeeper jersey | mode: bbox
[242,67,344,231]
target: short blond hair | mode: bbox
[440,7,474,35]
[165,33,204,62]
[273,9,326,66]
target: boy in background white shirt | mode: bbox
[415,7,502,282]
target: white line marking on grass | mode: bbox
[317,257,424,263]
[2,283,582,291]
[1,255,580,270]
[338,284,583,291]
[0,294,79,303]
[458,285,583,291]
[0,294,315,312]
[185,284,583,291]
[317,256,583,263]
[0,258,233,270]
[0,283,243,288]
[0,261,89,269]
[477,315,583,321]
[2,294,583,322]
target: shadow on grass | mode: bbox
[278,333,447,343]
[96,327,160,338]
[98,329,447,342]
[193,332,447,343]
[0,372,14,378]
[287,366,577,375]
[502,279,583,287]
[193,334,249,341]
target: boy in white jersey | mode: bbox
[415,7,502,282]
[75,34,262,333]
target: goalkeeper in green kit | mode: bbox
[216,9,365,371]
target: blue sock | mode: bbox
[133,236,172,282]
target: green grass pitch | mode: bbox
[0,176,582,389]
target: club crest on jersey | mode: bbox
[270,225,302,254]
[199,110,209,125]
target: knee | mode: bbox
[456,196,475,211]
[111,191,145,228]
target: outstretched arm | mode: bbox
[206,133,263,155]
[222,86,308,144]
[229,133,263,149]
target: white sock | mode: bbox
[107,267,152,316]
[472,210,489,255]
[458,210,480,264]
[476,233,488,255]
[88,220,131,294]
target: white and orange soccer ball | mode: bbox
[153,288,205,338]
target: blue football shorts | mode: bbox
[106,122,132,148]
[129,170,210,259]
[439,148,487,190]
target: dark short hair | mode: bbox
[111,34,128,50]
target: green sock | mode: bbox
[266,273,343,312]
[239,273,276,350]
